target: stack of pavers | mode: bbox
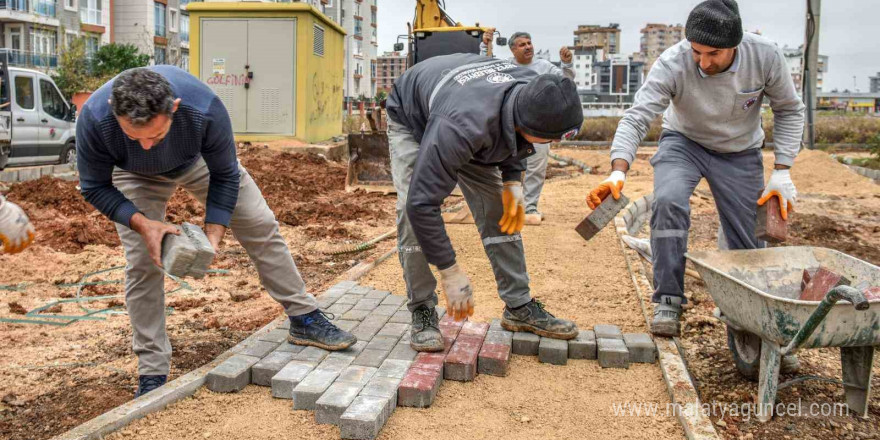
[160,222,216,279]
[205,281,658,440]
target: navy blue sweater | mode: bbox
[77,66,239,228]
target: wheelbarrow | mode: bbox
[686,246,879,422]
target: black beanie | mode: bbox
[686,0,743,49]
[514,74,583,140]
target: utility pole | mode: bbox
[802,0,820,149]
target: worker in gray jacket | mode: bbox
[481,30,576,224]
[587,0,804,337]
[387,53,583,352]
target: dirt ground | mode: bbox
[102,158,683,440]
[0,145,396,440]
[558,147,880,440]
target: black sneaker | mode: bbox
[501,299,578,340]
[135,374,167,398]
[289,310,357,350]
[410,305,444,352]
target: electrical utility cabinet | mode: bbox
[187,2,345,143]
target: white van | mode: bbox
[0,61,77,171]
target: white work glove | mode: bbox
[438,263,474,322]
[0,197,35,254]
[499,181,525,234]
[587,170,626,209]
[758,169,797,220]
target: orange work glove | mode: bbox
[438,263,474,321]
[757,169,797,221]
[499,181,525,234]
[0,197,35,254]
[587,170,626,209]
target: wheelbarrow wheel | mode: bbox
[726,326,761,381]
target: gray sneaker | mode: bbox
[651,303,682,337]
[501,299,578,340]
[410,305,444,352]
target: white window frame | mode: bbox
[169,8,178,33]
[64,0,77,13]
[65,30,78,49]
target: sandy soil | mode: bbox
[556,147,880,440]
[101,159,684,440]
[0,147,397,440]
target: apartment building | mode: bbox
[783,44,828,95]
[635,23,684,74]
[114,0,191,67]
[325,0,377,102]
[571,46,603,91]
[572,23,619,55]
[376,50,404,93]
[0,0,111,69]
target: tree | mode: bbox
[51,38,104,100]
[91,43,151,77]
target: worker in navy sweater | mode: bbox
[77,67,356,398]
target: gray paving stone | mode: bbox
[17,168,40,181]
[340,395,386,440]
[360,376,401,420]
[332,281,358,291]
[366,336,399,352]
[293,369,340,410]
[348,285,372,295]
[594,324,623,340]
[484,330,513,346]
[361,315,391,328]
[277,319,291,330]
[352,298,383,311]
[337,365,378,386]
[336,294,365,305]
[0,170,18,182]
[376,322,410,339]
[435,305,446,319]
[623,333,656,363]
[352,349,390,368]
[371,304,400,316]
[273,342,305,354]
[326,302,354,316]
[375,359,412,379]
[511,332,541,356]
[206,354,261,393]
[488,318,504,332]
[316,352,356,373]
[387,342,418,361]
[379,295,407,307]
[336,340,368,357]
[569,330,597,360]
[318,296,340,309]
[240,340,280,359]
[399,331,411,344]
[258,329,290,344]
[352,323,383,341]
[271,360,318,399]
[364,290,390,300]
[334,319,361,333]
[252,351,297,386]
[538,337,568,366]
[389,310,412,324]
[343,308,372,321]
[598,338,630,369]
[315,382,364,425]
[293,346,330,363]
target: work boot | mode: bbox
[651,303,682,337]
[525,211,542,225]
[135,374,167,398]
[781,354,800,374]
[501,299,578,340]
[289,310,357,350]
[410,305,444,352]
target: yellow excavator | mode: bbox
[346,0,505,193]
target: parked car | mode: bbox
[0,63,77,171]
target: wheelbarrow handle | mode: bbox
[782,285,870,355]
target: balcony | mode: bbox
[0,0,59,25]
[0,49,57,68]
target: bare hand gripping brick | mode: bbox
[575,194,630,241]
[160,222,216,279]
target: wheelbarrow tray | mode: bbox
[686,246,880,349]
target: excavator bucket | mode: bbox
[346,108,395,194]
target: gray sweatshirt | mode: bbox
[611,33,805,167]
[479,43,576,79]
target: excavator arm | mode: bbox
[413,0,457,30]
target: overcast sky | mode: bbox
[376,0,879,92]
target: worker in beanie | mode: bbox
[387,53,582,352]
[587,0,804,348]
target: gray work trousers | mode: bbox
[113,158,318,375]
[650,131,765,305]
[388,120,532,312]
[524,143,549,214]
